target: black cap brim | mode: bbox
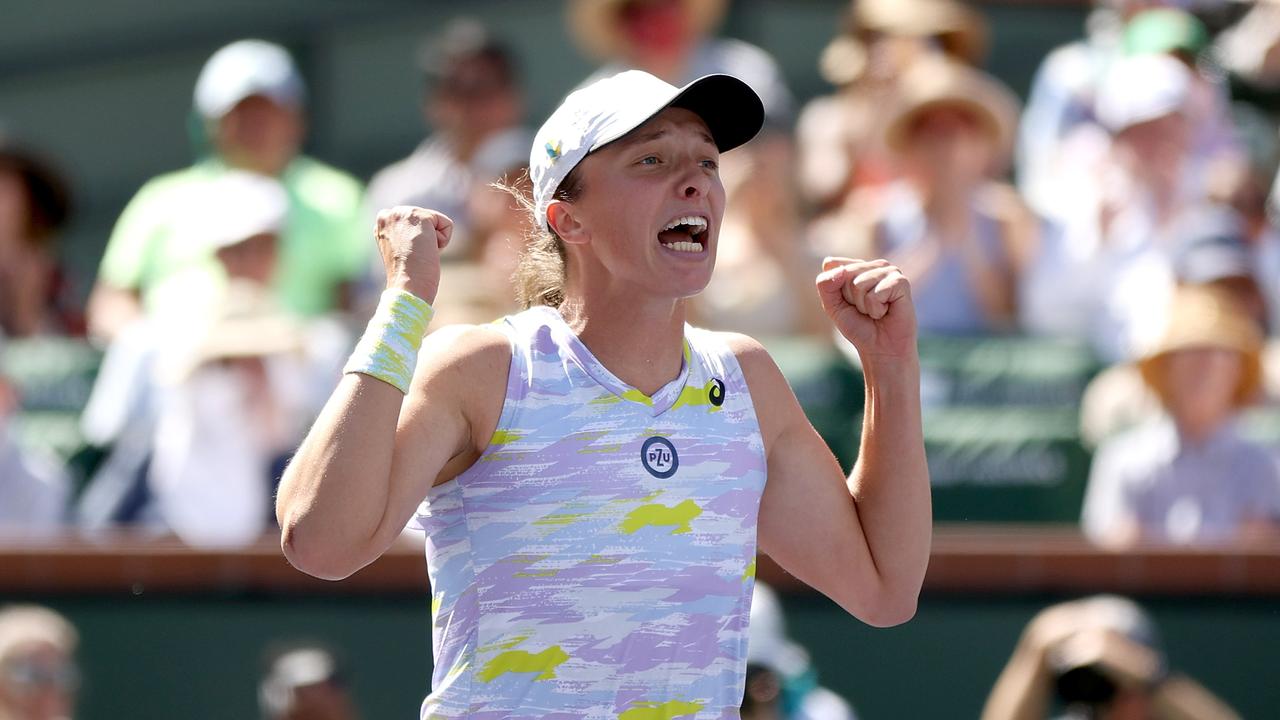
[668,74,765,153]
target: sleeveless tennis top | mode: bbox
[412,305,768,719]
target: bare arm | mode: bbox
[275,207,507,580]
[745,257,931,627]
[86,282,143,343]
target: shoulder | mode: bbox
[417,322,512,382]
[1219,425,1280,475]
[286,156,365,209]
[367,141,439,199]
[109,165,214,243]
[715,332,796,406]
[1091,421,1174,483]
[122,165,209,209]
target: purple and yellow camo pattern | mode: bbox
[413,306,767,719]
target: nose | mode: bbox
[678,164,712,200]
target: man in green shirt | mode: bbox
[88,39,369,340]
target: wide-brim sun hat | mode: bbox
[819,0,989,87]
[568,0,728,61]
[530,70,764,229]
[1137,284,1264,409]
[178,281,305,378]
[883,57,1019,157]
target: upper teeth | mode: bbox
[663,216,707,232]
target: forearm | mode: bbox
[980,643,1053,720]
[276,373,406,579]
[849,351,932,603]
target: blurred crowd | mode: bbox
[3,0,1280,550]
[0,586,1243,720]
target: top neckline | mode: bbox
[533,306,693,417]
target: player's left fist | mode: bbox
[815,257,918,361]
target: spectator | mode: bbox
[1121,8,1242,203]
[0,369,69,537]
[569,0,794,128]
[87,39,369,342]
[1082,284,1280,548]
[742,663,785,720]
[1205,154,1280,334]
[77,171,346,540]
[0,137,76,338]
[1020,53,1196,360]
[365,19,529,263]
[429,130,532,327]
[982,595,1239,720]
[689,138,829,338]
[797,0,987,210]
[748,583,857,720]
[0,605,79,720]
[812,57,1030,336]
[1016,0,1172,215]
[260,644,358,720]
[148,282,312,547]
[977,594,1239,717]
[1080,204,1272,448]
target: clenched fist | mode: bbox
[815,256,917,362]
[375,206,453,303]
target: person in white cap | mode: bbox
[365,19,530,263]
[86,39,370,343]
[1019,53,1202,362]
[277,69,930,718]
[0,605,79,720]
[259,644,359,720]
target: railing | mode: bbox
[4,525,1277,596]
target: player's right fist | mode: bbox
[375,206,453,304]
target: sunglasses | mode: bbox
[2,659,80,693]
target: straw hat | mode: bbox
[1137,285,1264,409]
[819,0,988,86]
[179,281,305,378]
[568,0,728,60]
[883,57,1019,157]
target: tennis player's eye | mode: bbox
[639,156,660,165]
[700,159,718,170]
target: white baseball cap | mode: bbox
[194,170,289,250]
[194,39,306,120]
[1095,54,1191,133]
[529,70,764,229]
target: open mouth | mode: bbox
[658,215,708,253]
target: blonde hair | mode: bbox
[0,605,78,662]
[496,166,586,309]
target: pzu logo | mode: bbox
[640,436,679,479]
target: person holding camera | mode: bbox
[981,595,1239,720]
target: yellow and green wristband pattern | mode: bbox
[343,288,435,393]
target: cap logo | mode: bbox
[545,140,563,162]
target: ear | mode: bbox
[547,200,588,245]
